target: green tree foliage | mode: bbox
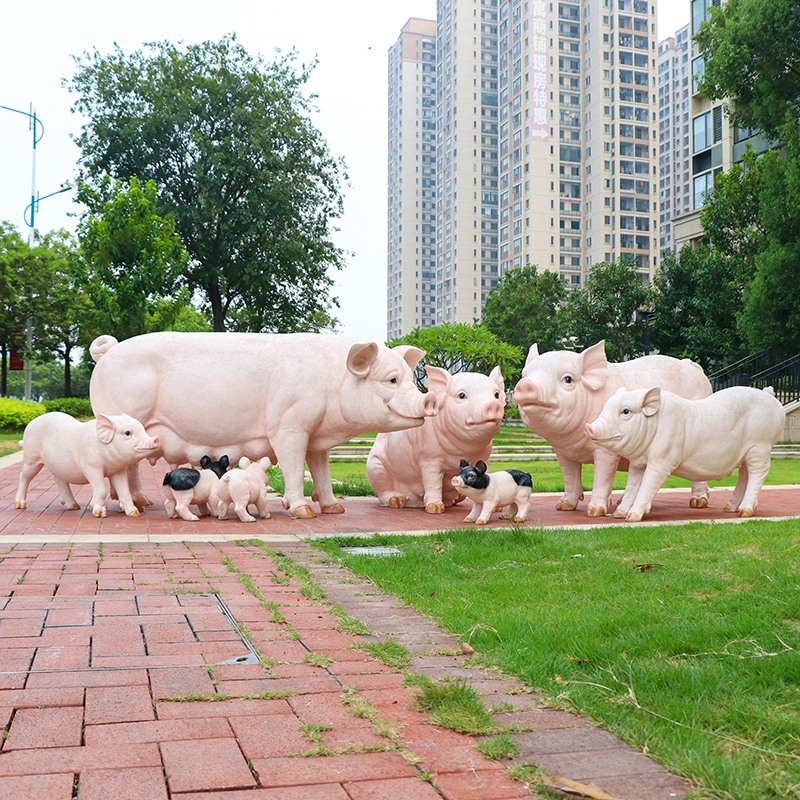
[481,265,566,355]
[562,258,651,361]
[696,0,800,141]
[0,224,30,395]
[388,323,523,391]
[78,176,191,341]
[651,246,746,373]
[68,35,346,333]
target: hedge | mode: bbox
[0,398,46,431]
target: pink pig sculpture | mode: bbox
[89,332,437,519]
[217,457,272,522]
[585,385,785,521]
[513,340,713,517]
[14,412,159,517]
[366,366,505,513]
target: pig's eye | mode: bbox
[388,377,398,385]
[494,391,500,399]
[124,430,131,436]
[621,408,631,417]
[563,375,574,385]
[457,392,467,400]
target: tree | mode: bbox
[388,323,524,391]
[650,246,746,373]
[481,265,566,355]
[68,35,347,333]
[562,258,652,361]
[78,176,190,341]
[696,0,800,141]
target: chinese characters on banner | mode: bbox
[530,0,550,141]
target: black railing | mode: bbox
[748,354,800,406]
[708,348,776,392]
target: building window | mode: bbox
[694,171,713,208]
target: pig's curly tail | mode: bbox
[89,335,119,363]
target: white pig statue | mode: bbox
[585,385,785,521]
[217,457,272,522]
[89,332,438,519]
[366,366,505,513]
[14,412,159,517]
[451,460,533,525]
[513,340,713,516]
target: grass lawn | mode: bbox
[0,433,23,459]
[313,519,800,800]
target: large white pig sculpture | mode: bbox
[89,332,438,519]
[366,366,506,513]
[585,385,785,521]
[513,340,712,516]
[14,412,160,517]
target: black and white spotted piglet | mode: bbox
[161,455,230,521]
[451,459,533,524]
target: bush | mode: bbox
[43,398,94,419]
[504,406,521,420]
[0,398,46,431]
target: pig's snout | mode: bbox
[584,422,596,440]
[451,475,463,488]
[138,435,160,451]
[422,391,439,417]
[514,377,539,407]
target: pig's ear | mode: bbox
[525,343,540,365]
[238,457,251,470]
[347,342,380,377]
[460,459,469,468]
[578,340,609,391]
[95,414,115,444]
[425,366,450,396]
[392,345,426,370]
[475,460,488,474]
[489,365,504,391]
[642,387,661,417]
[200,455,212,470]
[219,455,230,470]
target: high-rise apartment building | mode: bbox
[387,18,437,340]
[388,0,661,339]
[657,24,694,253]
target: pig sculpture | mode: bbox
[161,455,230,522]
[513,340,713,516]
[217,457,272,522]
[451,460,533,525]
[585,386,785,521]
[89,332,437,519]
[366,366,505,513]
[14,412,159,517]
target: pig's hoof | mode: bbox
[475,519,488,526]
[513,516,526,523]
[281,497,290,510]
[67,502,80,510]
[690,496,709,508]
[292,505,317,519]
[386,496,406,508]
[92,507,107,518]
[134,494,153,508]
[425,503,445,514]
[453,493,466,506]
[586,505,606,517]
[320,503,345,514]
[612,508,627,519]
[737,507,754,517]
[125,508,141,517]
[556,499,578,511]
[625,512,643,522]
[14,501,25,509]
[238,514,257,523]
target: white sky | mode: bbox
[0,0,689,344]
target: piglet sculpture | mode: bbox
[217,457,272,522]
[451,460,533,525]
[585,386,785,521]
[14,412,159,517]
[513,340,713,516]
[367,366,505,513]
[162,456,230,522]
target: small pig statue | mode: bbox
[451,459,533,525]
[217,457,272,522]
[585,386,785,521]
[367,366,506,513]
[14,412,159,517]
[162,456,230,522]
[514,340,713,516]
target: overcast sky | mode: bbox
[0,0,689,344]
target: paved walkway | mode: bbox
[0,454,796,799]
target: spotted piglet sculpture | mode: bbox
[366,366,505,513]
[451,459,533,525]
[161,456,230,522]
[217,457,272,522]
[585,386,785,521]
[14,412,160,517]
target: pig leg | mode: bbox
[229,483,257,522]
[513,490,532,522]
[475,500,497,525]
[464,500,481,523]
[732,452,772,517]
[14,459,46,509]
[254,491,271,520]
[614,466,645,519]
[689,481,710,508]
[587,449,619,517]
[366,455,407,508]
[307,451,344,514]
[53,477,80,511]
[421,463,446,514]
[126,463,153,511]
[172,491,200,522]
[85,471,110,518]
[273,433,316,518]
[625,465,671,522]
[555,454,584,511]
[108,473,140,517]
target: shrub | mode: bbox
[43,398,94,419]
[0,398,46,431]
[504,406,521,420]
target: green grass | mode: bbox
[314,520,800,800]
[0,433,22,459]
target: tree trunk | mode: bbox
[207,282,225,332]
[1,344,6,398]
[63,344,72,398]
